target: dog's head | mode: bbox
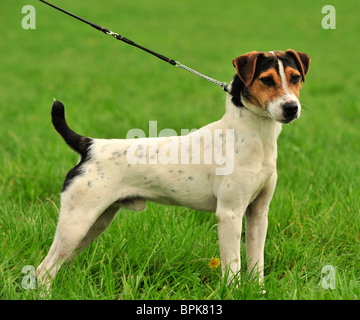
[230,49,310,124]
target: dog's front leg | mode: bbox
[245,173,277,285]
[245,203,268,283]
[216,202,245,283]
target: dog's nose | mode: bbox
[283,102,298,119]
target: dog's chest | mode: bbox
[226,129,278,201]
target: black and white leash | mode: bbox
[38,0,230,93]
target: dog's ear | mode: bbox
[232,51,262,86]
[286,49,311,82]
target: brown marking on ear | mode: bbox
[284,66,303,98]
[232,51,261,86]
[285,49,311,82]
[245,68,286,109]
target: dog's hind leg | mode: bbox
[36,195,147,290]
[73,198,146,257]
[72,202,121,258]
[36,198,117,290]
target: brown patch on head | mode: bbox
[232,51,279,86]
[274,49,310,99]
[232,50,310,110]
[233,51,287,109]
[246,67,286,109]
[232,51,260,86]
[285,49,311,82]
[284,66,302,99]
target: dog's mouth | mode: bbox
[265,107,296,124]
[268,107,299,124]
[280,117,297,124]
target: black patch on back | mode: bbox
[62,138,93,192]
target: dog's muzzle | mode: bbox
[282,101,299,123]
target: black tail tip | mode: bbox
[51,98,65,119]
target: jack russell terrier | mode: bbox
[36,49,310,290]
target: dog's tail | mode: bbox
[51,99,92,156]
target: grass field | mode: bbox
[0,0,359,300]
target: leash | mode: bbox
[38,0,230,93]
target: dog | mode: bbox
[36,49,310,289]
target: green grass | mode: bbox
[0,0,359,300]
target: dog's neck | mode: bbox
[223,92,282,153]
[224,74,282,138]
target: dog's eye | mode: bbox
[291,75,301,84]
[260,76,275,86]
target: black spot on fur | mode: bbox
[112,151,122,158]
